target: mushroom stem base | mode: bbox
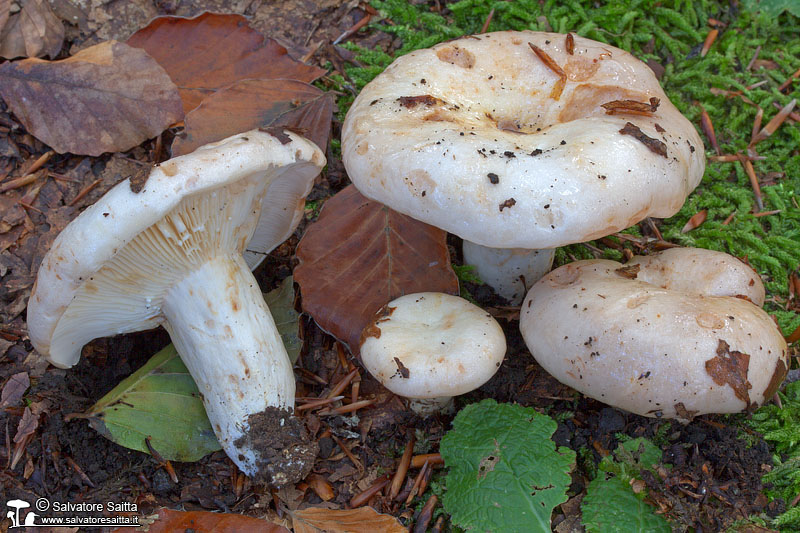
[462,241,555,305]
[162,254,314,483]
[409,397,455,416]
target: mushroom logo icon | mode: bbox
[5,499,30,528]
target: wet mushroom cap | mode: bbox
[359,292,506,398]
[520,248,789,420]
[342,31,705,249]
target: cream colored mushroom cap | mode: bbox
[342,31,705,249]
[520,249,789,420]
[624,247,765,305]
[359,292,506,398]
[28,129,325,367]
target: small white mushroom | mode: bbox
[27,129,326,484]
[359,292,506,415]
[342,31,705,304]
[520,248,789,421]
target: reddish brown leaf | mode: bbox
[787,323,800,344]
[528,43,566,100]
[700,28,718,57]
[0,40,183,156]
[751,98,797,145]
[126,508,290,533]
[0,371,29,408]
[601,97,660,116]
[790,271,800,303]
[681,209,708,233]
[172,79,334,156]
[291,507,407,533]
[0,0,63,59]
[127,12,326,113]
[295,186,459,354]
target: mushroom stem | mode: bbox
[161,253,303,481]
[462,241,555,305]
[409,397,455,416]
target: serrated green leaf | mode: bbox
[85,277,303,461]
[85,344,221,462]
[263,276,302,364]
[582,475,671,533]
[440,399,575,533]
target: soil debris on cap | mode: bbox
[674,402,699,422]
[601,97,661,116]
[128,163,154,193]
[397,95,445,108]
[614,264,641,279]
[619,122,668,158]
[704,339,753,406]
[258,126,292,145]
[360,323,382,343]
[394,357,410,378]
[499,198,516,211]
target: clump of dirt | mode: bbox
[237,407,319,487]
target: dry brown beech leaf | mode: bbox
[172,78,334,156]
[0,371,30,408]
[291,506,408,533]
[127,12,326,113]
[0,40,183,156]
[125,508,290,533]
[295,185,459,354]
[0,0,10,36]
[681,209,708,233]
[0,0,63,59]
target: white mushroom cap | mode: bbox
[342,31,705,249]
[624,247,765,305]
[29,129,325,365]
[359,292,506,399]
[520,248,789,420]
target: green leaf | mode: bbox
[440,399,575,533]
[85,277,303,461]
[85,344,221,462]
[598,437,663,480]
[582,475,671,533]
[263,276,302,364]
[742,0,800,17]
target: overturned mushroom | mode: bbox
[342,31,705,304]
[520,248,789,421]
[27,130,325,485]
[359,293,506,415]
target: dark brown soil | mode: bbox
[236,407,319,487]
